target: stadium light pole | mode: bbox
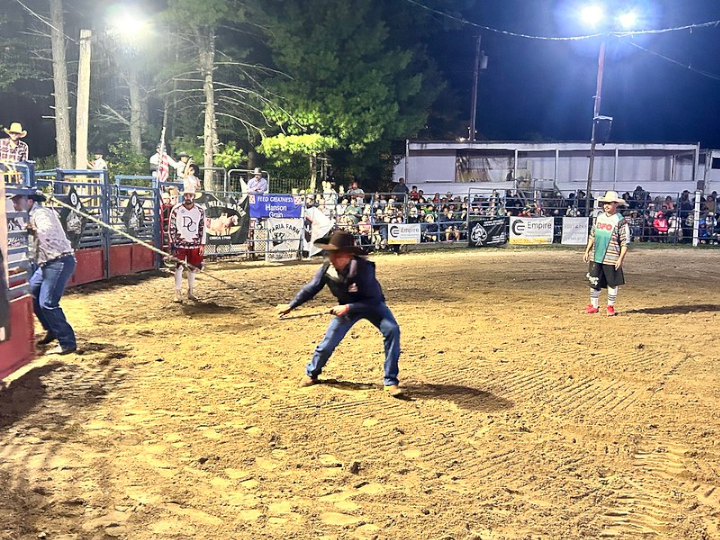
[581,5,638,217]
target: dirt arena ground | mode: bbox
[1,247,720,540]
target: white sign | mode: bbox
[266,218,303,261]
[561,217,589,245]
[509,217,554,245]
[388,223,421,245]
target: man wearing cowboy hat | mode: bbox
[0,122,29,162]
[276,230,402,396]
[583,190,631,316]
[247,168,268,194]
[168,187,206,303]
[11,191,77,354]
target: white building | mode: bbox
[394,140,712,198]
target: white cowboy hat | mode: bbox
[182,186,196,196]
[252,168,262,175]
[4,122,27,137]
[598,190,626,205]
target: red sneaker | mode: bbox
[606,305,616,317]
[585,305,600,314]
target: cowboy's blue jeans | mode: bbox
[306,303,400,386]
[29,255,76,350]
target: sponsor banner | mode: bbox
[388,223,421,244]
[249,194,303,219]
[195,192,250,255]
[303,207,335,257]
[265,218,303,261]
[509,217,554,245]
[561,217,589,245]
[0,179,10,342]
[122,191,146,237]
[468,216,508,247]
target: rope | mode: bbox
[46,194,244,291]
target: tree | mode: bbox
[256,0,444,187]
[164,0,269,190]
[258,134,339,192]
[48,0,72,168]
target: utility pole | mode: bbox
[75,29,92,170]
[585,40,606,217]
[469,35,482,141]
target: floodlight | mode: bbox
[580,5,605,26]
[618,11,638,30]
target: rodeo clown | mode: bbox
[583,190,631,316]
[276,229,403,397]
[168,187,206,303]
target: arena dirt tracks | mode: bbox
[1,248,720,539]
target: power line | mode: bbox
[625,40,720,83]
[403,0,720,42]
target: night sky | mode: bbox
[4,0,720,158]
[456,0,720,147]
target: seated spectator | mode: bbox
[346,180,364,198]
[422,214,438,242]
[407,207,420,223]
[432,193,440,204]
[662,196,675,212]
[653,211,669,242]
[358,215,373,246]
[668,212,683,242]
[409,186,420,200]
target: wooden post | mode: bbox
[75,29,92,171]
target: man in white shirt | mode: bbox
[150,146,178,177]
[247,168,268,193]
[89,151,108,170]
[168,188,206,303]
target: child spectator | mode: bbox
[653,211,669,242]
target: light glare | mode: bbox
[618,11,638,29]
[580,5,604,26]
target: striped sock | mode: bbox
[608,287,618,306]
[590,289,601,308]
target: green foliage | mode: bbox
[257,0,443,181]
[170,136,203,163]
[214,141,246,169]
[107,140,150,178]
[258,134,339,163]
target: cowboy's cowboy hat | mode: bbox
[4,122,27,138]
[252,168,262,176]
[598,190,626,205]
[313,229,364,254]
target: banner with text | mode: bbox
[265,218,303,261]
[509,217,554,245]
[196,192,250,255]
[388,223,421,244]
[468,216,508,247]
[561,217,589,245]
[249,194,303,219]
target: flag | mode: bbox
[157,128,169,183]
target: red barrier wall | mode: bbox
[70,247,105,286]
[0,296,35,380]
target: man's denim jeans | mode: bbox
[29,255,76,350]
[306,303,400,386]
